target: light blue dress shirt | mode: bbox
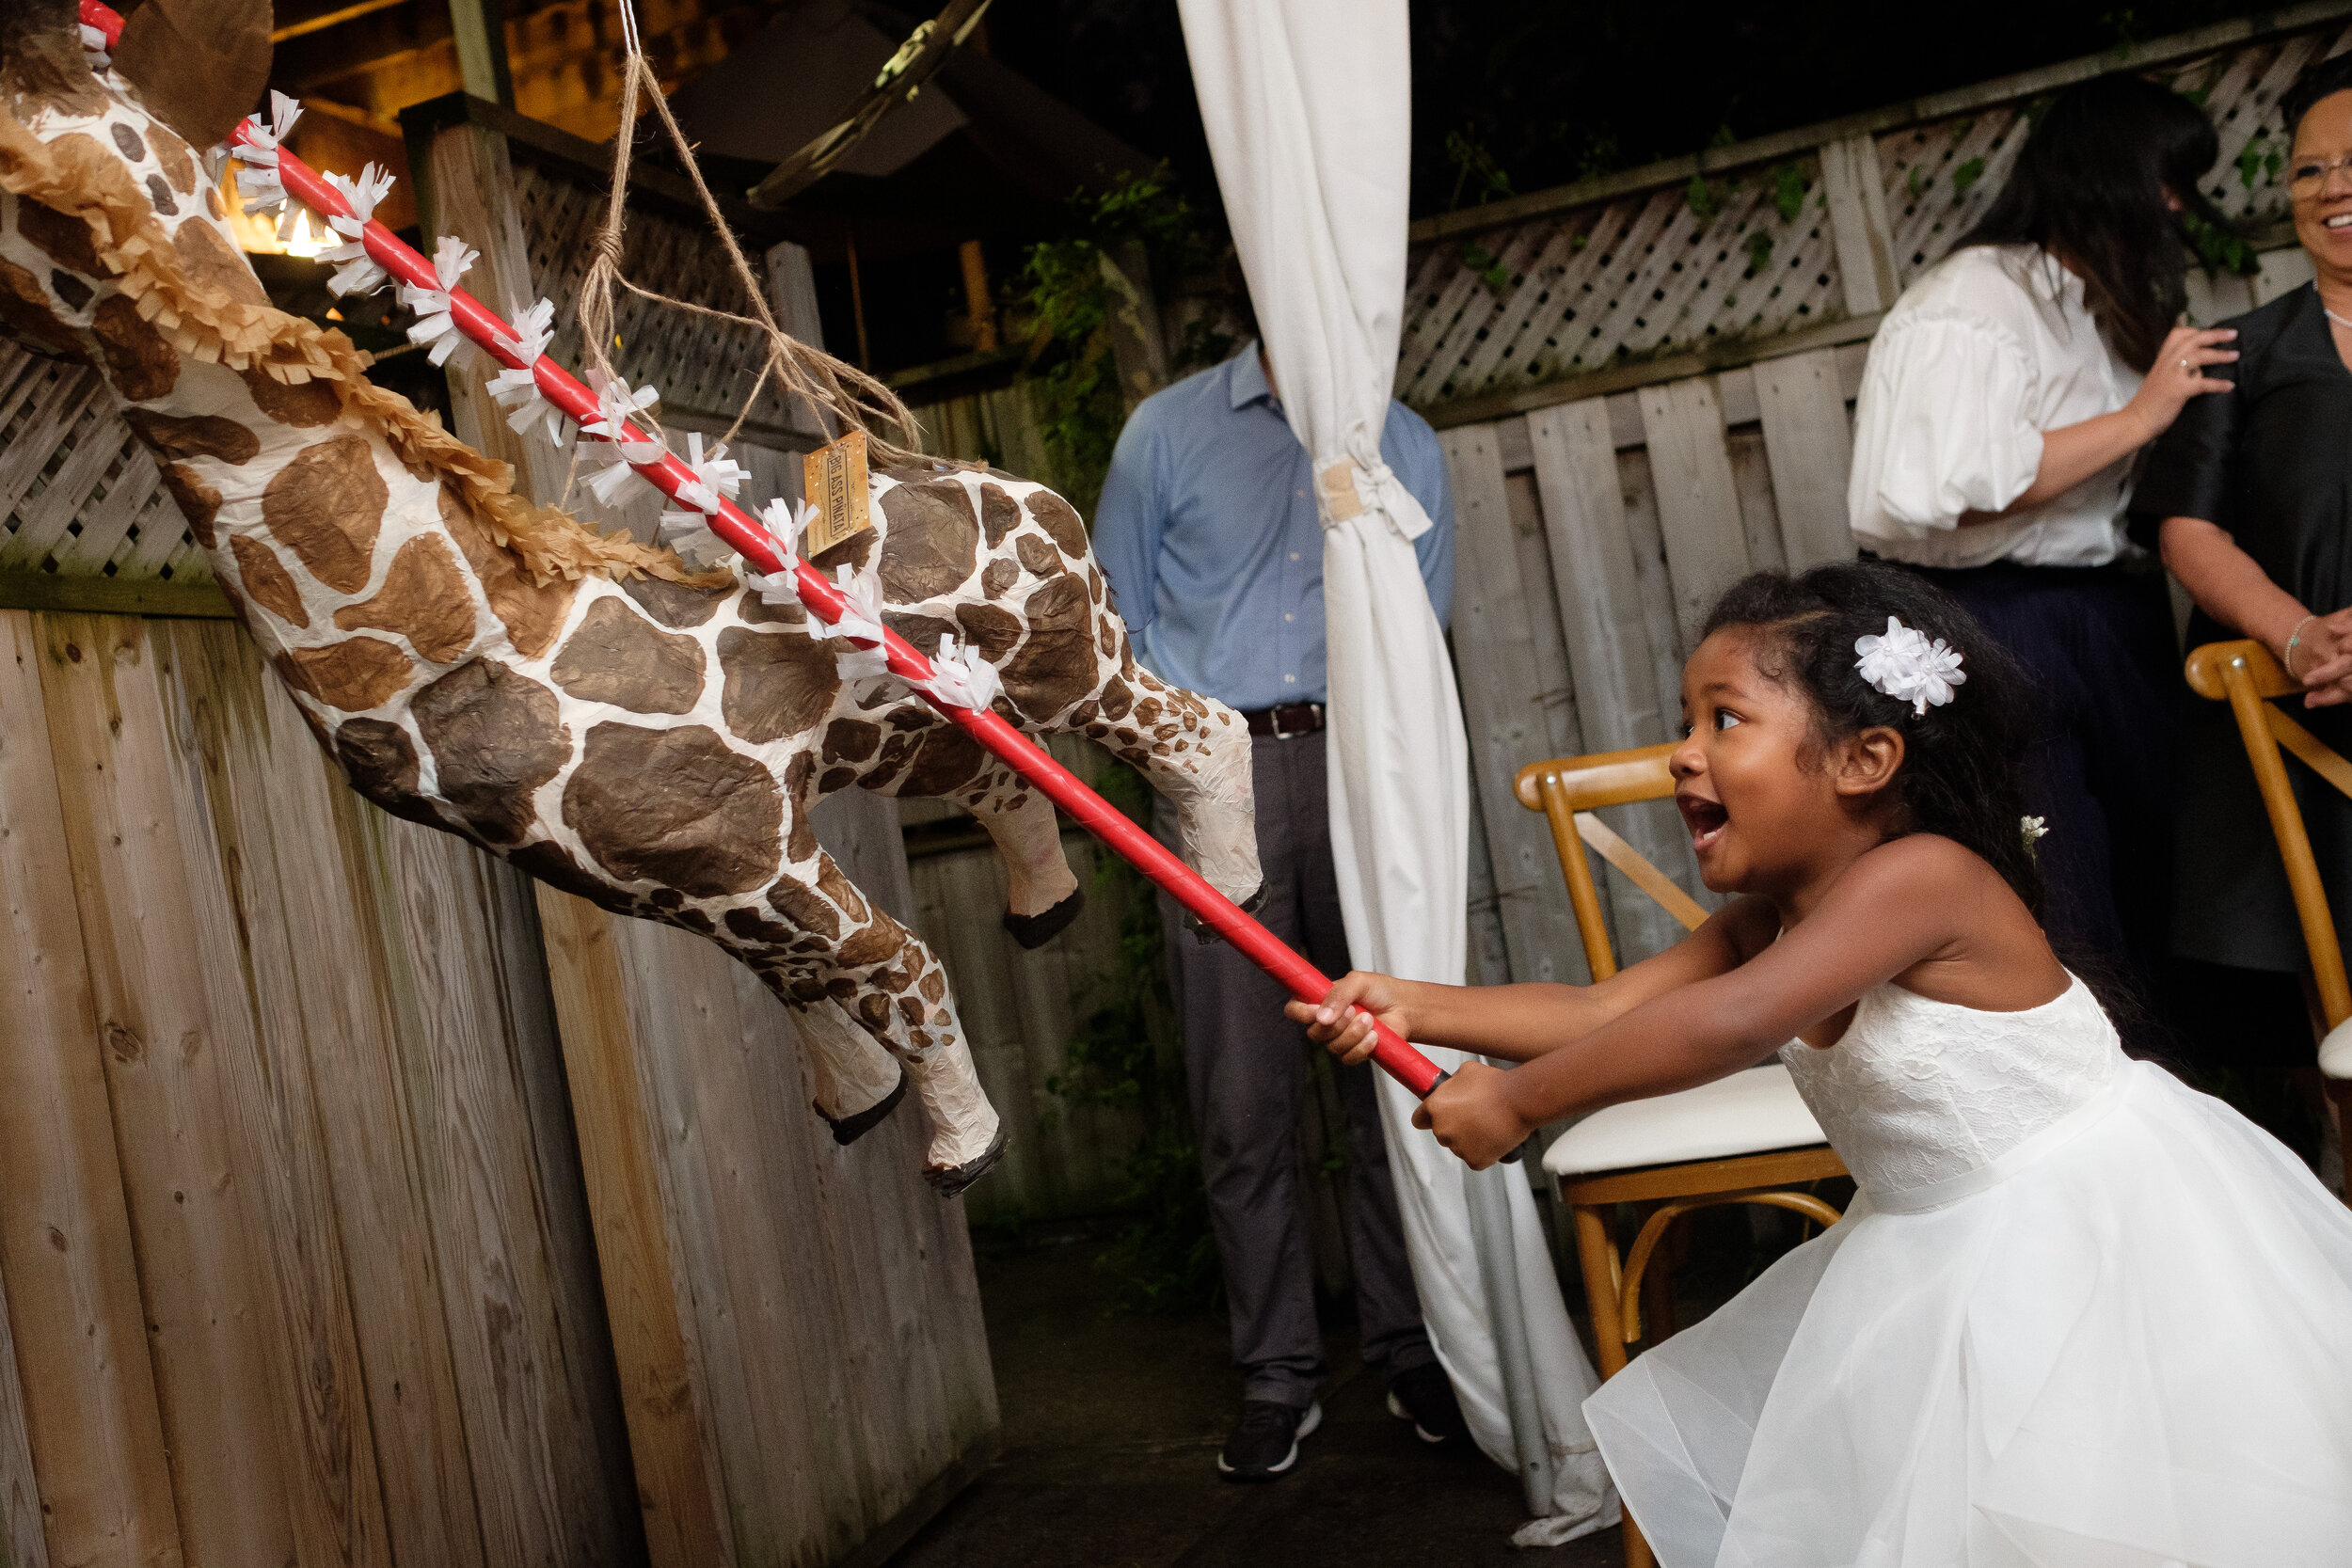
[1091,346,1455,712]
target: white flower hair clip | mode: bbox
[1853,616,1965,717]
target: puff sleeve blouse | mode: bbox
[1849,245,2143,568]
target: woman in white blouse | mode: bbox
[1849,72,2235,983]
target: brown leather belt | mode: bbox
[1241,701,1325,739]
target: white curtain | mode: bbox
[1177,0,1614,1540]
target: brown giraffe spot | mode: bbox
[818,858,872,926]
[276,638,412,712]
[886,707,930,732]
[977,483,1022,548]
[717,626,840,745]
[565,723,783,898]
[647,889,686,911]
[46,269,89,310]
[1014,534,1062,579]
[413,661,570,845]
[956,602,1022,660]
[510,840,633,912]
[808,523,876,576]
[817,766,857,793]
[898,996,924,1027]
[124,410,258,467]
[909,1028,934,1051]
[1099,677,1133,721]
[980,558,1019,599]
[865,730,918,789]
[669,907,716,936]
[897,725,987,797]
[551,595,705,713]
[335,535,476,664]
[230,535,308,627]
[1098,618,1119,659]
[1087,565,1105,604]
[145,176,178,217]
[882,610,956,654]
[436,484,572,659]
[783,753,818,863]
[621,573,726,628]
[821,719,882,764]
[857,992,892,1028]
[838,911,907,971]
[262,436,386,594]
[876,479,980,601]
[740,592,805,626]
[91,295,178,402]
[0,258,86,360]
[1003,574,1097,721]
[171,220,265,307]
[1135,697,1163,726]
[918,968,945,1004]
[724,906,796,944]
[789,979,827,1004]
[1028,491,1089,558]
[1069,700,1098,727]
[331,718,454,830]
[769,879,840,938]
[111,123,150,164]
[158,462,221,548]
[206,188,225,220]
[824,978,857,1002]
[240,364,342,427]
[151,127,198,195]
[15,199,102,277]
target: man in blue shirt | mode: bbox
[1094,341,1462,1481]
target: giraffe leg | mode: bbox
[790,993,909,1144]
[964,765,1085,948]
[1089,663,1263,915]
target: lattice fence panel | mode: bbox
[513,159,800,435]
[1398,14,2352,415]
[1398,153,1841,408]
[0,345,206,587]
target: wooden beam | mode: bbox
[1752,349,1858,570]
[1820,134,1899,317]
[1640,377,1751,649]
[448,0,514,108]
[0,571,234,619]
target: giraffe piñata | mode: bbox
[0,0,1262,1193]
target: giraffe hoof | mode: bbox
[1184,882,1264,944]
[813,1069,908,1147]
[925,1124,1009,1197]
[1002,887,1086,949]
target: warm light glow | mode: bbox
[225,165,328,259]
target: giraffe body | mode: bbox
[0,19,1262,1190]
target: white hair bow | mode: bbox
[1853,616,1965,717]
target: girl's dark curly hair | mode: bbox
[1699,561,2044,914]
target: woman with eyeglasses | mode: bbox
[2136,54,2352,1121]
[1848,74,2236,993]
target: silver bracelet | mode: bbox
[2286,615,2317,679]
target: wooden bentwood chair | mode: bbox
[1516,742,1849,1568]
[2185,641,2352,1200]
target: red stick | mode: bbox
[73,0,1447,1099]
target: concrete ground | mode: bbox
[888,1225,1623,1568]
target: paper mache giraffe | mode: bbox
[0,0,1262,1194]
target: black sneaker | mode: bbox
[1216,1399,1322,1481]
[1386,1362,1470,1446]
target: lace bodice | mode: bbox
[1778,974,2123,1199]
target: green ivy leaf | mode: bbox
[2238,135,2271,191]
[1744,229,1774,273]
[1951,156,1987,198]
[1772,163,1807,223]
[1907,164,1930,200]
[1687,173,1721,220]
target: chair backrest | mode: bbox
[2186,640,2352,1028]
[1514,741,1706,982]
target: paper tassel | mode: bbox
[920,633,1002,713]
[78,22,110,69]
[830,565,894,680]
[658,433,750,533]
[320,164,398,297]
[487,298,567,445]
[396,235,481,368]
[233,92,305,229]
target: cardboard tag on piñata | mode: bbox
[802,429,874,556]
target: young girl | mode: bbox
[1293,562,2352,1566]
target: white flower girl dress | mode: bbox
[1584,974,2352,1567]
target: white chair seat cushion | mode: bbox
[2322,1019,2352,1081]
[1543,1062,1829,1178]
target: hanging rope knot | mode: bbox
[320,164,398,297]
[396,236,483,368]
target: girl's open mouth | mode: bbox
[1677,792,1729,851]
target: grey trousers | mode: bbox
[1154,729,1434,1408]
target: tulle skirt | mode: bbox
[1584,1061,2352,1567]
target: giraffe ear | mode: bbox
[111,0,273,150]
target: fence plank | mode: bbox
[1754,349,1858,570]
[1524,402,1697,963]
[1640,377,1751,650]
[1820,133,1899,316]
[0,1242,46,1568]
[34,615,314,1568]
[0,611,180,1568]
[1443,425,1586,984]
